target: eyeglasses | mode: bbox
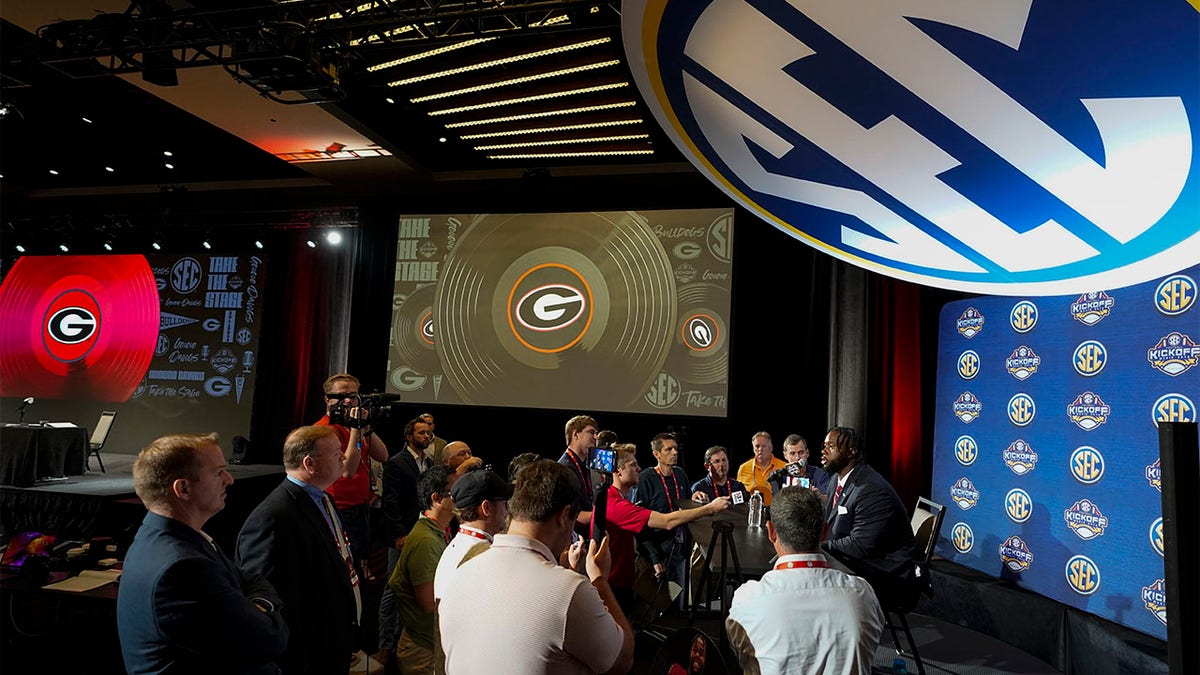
[325,393,360,401]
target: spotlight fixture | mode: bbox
[103,239,114,252]
[164,163,174,169]
[202,239,212,250]
[152,234,163,251]
[82,116,93,124]
[49,169,59,175]
[254,239,264,250]
[15,244,26,253]
[59,243,70,253]
[163,151,173,157]
[385,97,395,104]
[105,166,115,173]
[325,231,343,245]
[306,239,317,248]
[438,137,447,143]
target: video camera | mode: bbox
[327,392,402,429]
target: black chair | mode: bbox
[87,411,117,473]
[884,496,946,675]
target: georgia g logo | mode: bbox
[623,0,1200,294]
[43,289,101,363]
[507,264,593,354]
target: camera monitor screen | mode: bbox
[385,210,734,417]
[589,447,616,474]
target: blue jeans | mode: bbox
[378,546,401,651]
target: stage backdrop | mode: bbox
[385,210,734,417]
[0,254,265,456]
[931,265,1198,640]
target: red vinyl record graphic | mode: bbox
[0,255,160,402]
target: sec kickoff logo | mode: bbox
[507,264,593,354]
[1007,393,1035,427]
[951,522,974,554]
[953,392,982,423]
[1005,488,1033,524]
[1155,274,1195,316]
[999,536,1033,573]
[1072,340,1107,377]
[1142,579,1167,626]
[1149,517,1164,557]
[953,435,978,466]
[955,308,984,339]
[1071,292,1115,326]
[1070,446,1105,485]
[1151,393,1196,426]
[1064,499,1109,540]
[1067,392,1111,431]
[1145,459,1162,492]
[1003,439,1039,476]
[623,1,1200,295]
[1066,555,1101,595]
[957,350,980,380]
[1147,331,1200,376]
[950,477,980,510]
[1009,301,1038,334]
[1005,346,1041,381]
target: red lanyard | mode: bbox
[775,559,831,570]
[658,469,681,510]
[459,527,491,543]
[565,450,592,495]
[712,479,731,498]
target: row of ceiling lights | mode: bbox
[10,230,345,255]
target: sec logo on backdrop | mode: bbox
[623,0,1200,294]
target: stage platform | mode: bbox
[0,453,285,553]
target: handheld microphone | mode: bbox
[16,397,34,411]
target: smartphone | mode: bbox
[588,447,615,473]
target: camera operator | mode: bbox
[768,434,830,497]
[316,374,390,570]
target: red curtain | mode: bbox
[870,277,925,510]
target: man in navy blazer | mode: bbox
[819,426,922,610]
[237,426,361,675]
[117,433,287,674]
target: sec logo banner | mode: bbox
[623,0,1200,295]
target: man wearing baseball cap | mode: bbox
[433,469,512,602]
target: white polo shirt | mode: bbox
[438,534,624,675]
[726,553,884,675]
[433,525,491,602]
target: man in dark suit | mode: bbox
[237,426,360,675]
[117,433,287,674]
[819,426,922,610]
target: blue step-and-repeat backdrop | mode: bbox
[932,266,1198,639]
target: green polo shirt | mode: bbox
[389,516,447,649]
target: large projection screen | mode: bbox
[931,265,1198,640]
[385,210,734,417]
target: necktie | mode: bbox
[823,484,844,541]
[831,484,844,511]
[322,493,363,621]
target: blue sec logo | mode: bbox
[1010,301,1038,334]
[1070,446,1106,484]
[1155,274,1196,316]
[1065,555,1101,595]
[1150,517,1164,557]
[953,435,978,466]
[1005,488,1033,523]
[1072,340,1107,376]
[1152,393,1197,426]
[957,350,980,380]
[951,522,974,554]
[623,1,1200,294]
[1008,393,1036,427]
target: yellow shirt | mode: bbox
[737,456,787,506]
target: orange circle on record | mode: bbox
[681,313,720,352]
[507,263,594,354]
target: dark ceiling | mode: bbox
[0,0,688,196]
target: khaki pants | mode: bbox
[396,630,435,674]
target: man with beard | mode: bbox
[604,444,730,613]
[378,417,435,671]
[690,446,749,504]
[768,434,831,496]
[820,426,921,611]
[633,433,692,596]
[736,432,786,506]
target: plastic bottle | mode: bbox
[748,491,763,527]
[892,658,909,675]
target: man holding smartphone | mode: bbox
[602,444,731,614]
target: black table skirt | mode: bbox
[0,426,89,487]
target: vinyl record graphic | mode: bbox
[435,212,676,409]
[665,283,729,384]
[0,255,160,401]
[391,283,440,374]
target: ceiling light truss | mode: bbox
[458,118,643,139]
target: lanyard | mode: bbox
[565,450,593,496]
[459,526,492,543]
[775,559,831,570]
[711,478,731,498]
[658,469,681,510]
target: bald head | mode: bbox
[443,441,473,470]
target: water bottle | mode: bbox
[892,658,908,675]
[748,491,763,527]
